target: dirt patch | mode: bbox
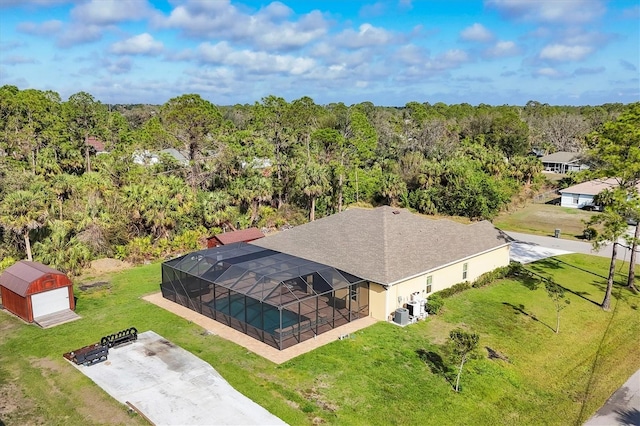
[87,258,133,275]
[28,357,134,425]
[79,281,111,291]
[0,381,44,425]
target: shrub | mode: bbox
[583,227,598,240]
[472,265,512,288]
[426,294,444,315]
[437,282,471,299]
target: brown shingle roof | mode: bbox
[0,261,64,296]
[211,228,264,245]
[85,136,106,152]
[251,206,510,285]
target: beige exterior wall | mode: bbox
[371,244,510,320]
[368,282,388,320]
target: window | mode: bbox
[462,263,468,280]
[572,194,579,205]
[426,276,432,293]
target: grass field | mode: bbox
[0,254,638,425]
[493,203,597,240]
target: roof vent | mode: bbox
[392,210,400,215]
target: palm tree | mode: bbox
[298,162,329,221]
[0,190,49,261]
[380,172,407,207]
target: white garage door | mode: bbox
[31,287,70,318]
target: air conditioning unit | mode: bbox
[394,308,409,326]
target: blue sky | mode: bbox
[0,0,638,106]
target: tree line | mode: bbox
[0,84,634,274]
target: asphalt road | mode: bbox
[505,229,636,262]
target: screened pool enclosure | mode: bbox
[161,243,369,349]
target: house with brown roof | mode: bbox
[540,151,589,173]
[85,136,107,154]
[161,206,510,350]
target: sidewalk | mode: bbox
[584,369,640,426]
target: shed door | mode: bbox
[31,287,70,318]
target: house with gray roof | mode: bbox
[540,151,589,174]
[160,206,510,350]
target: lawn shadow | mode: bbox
[485,346,510,363]
[525,259,604,307]
[502,302,555,332]
[416,349,453,386]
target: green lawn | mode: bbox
[0,254,638,425]
[494,203,597,240]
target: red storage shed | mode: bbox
[206,227,264,248]
[0,261,75,323]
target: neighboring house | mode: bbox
[133,149,189,166]
[540,151,589,173]
[85,136,107,154]
[161,206,511,350]
[207,227,264,248]
[559,178,640,209]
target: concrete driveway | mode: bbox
[73,331,287,426]
[506,229,637,263]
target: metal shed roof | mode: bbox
[210,228,264,245]
[0,261,66,297]
[164,243,363,307]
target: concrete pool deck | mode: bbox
[143,292,378,364]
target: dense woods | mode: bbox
[0,84,634,274]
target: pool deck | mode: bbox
[143,292,378,364]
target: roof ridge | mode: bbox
[380,207,390,283]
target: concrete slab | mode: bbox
[510,241,573,264]
[73,331,287,426]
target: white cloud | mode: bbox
[17,20,63,36]
[484,40,519,58]
[424,49,470,71]
[197,42,316,75]
[573,66,605,75]
[71,0,153,25]
[486,0,605,24]
[394,44,429,65]
[535,67,562,77]
[110,33,163,55]
[335,23,395,49]
[57,24,103,47]
[1,55,38,65]
[460,23,494,42]
[158,0,328,51]
[540,44,593,61]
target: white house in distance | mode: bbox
[540,151,589,174]
[560,178,617,209]
[560,178,640,209]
